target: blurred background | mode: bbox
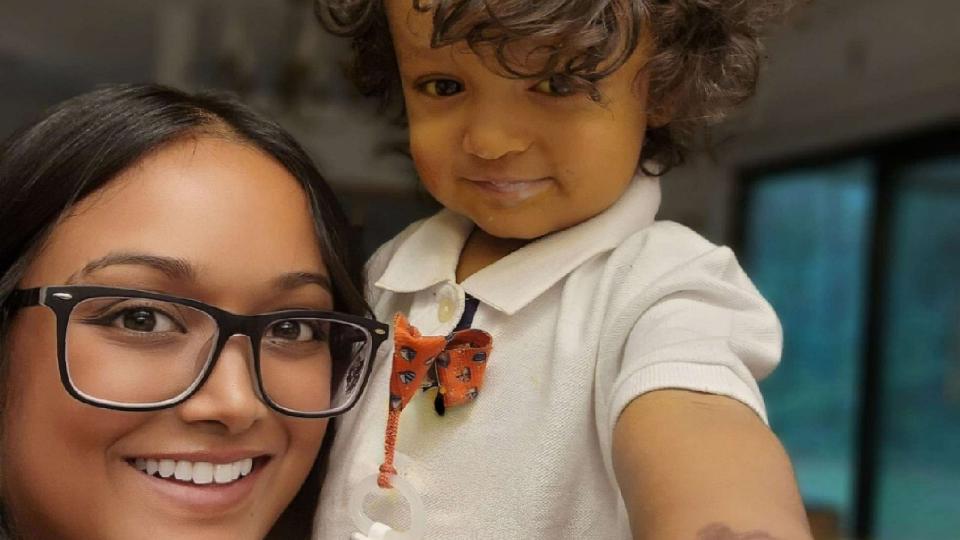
[1,0,957,538]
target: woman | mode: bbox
[0,84,384,539]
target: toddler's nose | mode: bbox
[461,107,532,160]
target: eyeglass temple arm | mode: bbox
[5,288,43,311]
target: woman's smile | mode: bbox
[124,453,269,514]
[130,456,257,486]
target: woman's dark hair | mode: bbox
[315,0,795,175]
[0,83,366,539]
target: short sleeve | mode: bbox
[601,228,782,435]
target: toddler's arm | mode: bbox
[598,225,812,539]
[613,389,812,540]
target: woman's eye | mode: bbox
[269,320,326,342]
[418,79,464,97]
[114,309,181,333]
[532,75,576,97]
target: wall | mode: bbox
[658,0,960,243]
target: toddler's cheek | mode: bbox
[410,148,445,190]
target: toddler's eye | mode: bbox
[532,75,576,97]
[418,79,464,97]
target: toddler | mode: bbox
[314,1,811,538]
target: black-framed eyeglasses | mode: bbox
[6,286,388,418]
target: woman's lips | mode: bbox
[126,454,270,514]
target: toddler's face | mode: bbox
[387,0,653,240]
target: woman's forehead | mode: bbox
[21,137,328,297]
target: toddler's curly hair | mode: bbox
[315,0,794,175]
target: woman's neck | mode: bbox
[455,227,529,283]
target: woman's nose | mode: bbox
[175,335,267,434]
[461,102,533,160]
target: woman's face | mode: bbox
[2,137,331,539]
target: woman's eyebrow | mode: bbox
[67,252,196,284]
[273,272,332,294]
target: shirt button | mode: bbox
[437,297,455,323]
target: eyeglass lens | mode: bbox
[64,297,371,414]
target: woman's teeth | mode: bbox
[132,457,254,485]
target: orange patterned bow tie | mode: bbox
[378,312,493,488]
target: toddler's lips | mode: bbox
[464,177,553,202]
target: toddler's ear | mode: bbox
[647,97,676,128]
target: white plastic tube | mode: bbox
[348,473,425,540]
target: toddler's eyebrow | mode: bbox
[394,36,435,63]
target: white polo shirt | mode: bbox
[315,176,781,539]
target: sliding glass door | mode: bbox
[875,156,960,539]
[738,131,959,539]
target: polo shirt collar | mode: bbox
[375,175,661,315]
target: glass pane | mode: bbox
[742,159,874,532]
[876,156,960,539]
